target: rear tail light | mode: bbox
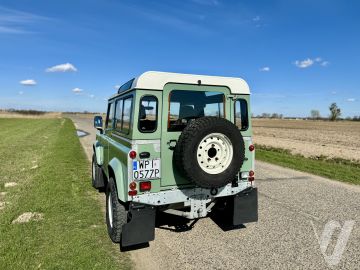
[129,181,137,190]
[128,190,137,196]
[139,181,151,192]
[248,170,255,182]
[249,144,255,152]
[129,150,137,159]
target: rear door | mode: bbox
[160,83,231,188]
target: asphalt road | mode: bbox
[70,115,360,270]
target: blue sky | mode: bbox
[0,0,359,117]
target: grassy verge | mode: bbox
[0,118,131,269]
[256,145,360,185]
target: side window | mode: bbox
[138,96,158,133]
[235,99,249,130]
[122,97,133,134]
[114,99,123,130]
[106,102,115,128]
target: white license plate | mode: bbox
[132,159,161,180]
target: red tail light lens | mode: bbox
[128,190,137,196]
[249,170,255,177]
[139,181,151,192]
[249,145,255,152]
[129,181,137,190]
[129,150,137,159]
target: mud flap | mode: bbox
[93,168,106,189]
[232,187,258,225]
[121,203,156,247]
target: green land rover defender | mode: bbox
[92,71,258,248]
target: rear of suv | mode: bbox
[92,71,258,249]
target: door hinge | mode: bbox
[227,95,237,100]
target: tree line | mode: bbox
[254,103,359,121]
[311,103,360,121]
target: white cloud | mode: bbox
[46,63,77,72]
[20,79,36,86]
[259,66,270,72]
[114,85,120,90]
[294,57,329,68]
[331,90,337,95]
[0,25,26,34]
[89,94,95,98]
[294,58,314,68]
[347,98,356,102]
[320,61,329,67]
[0,6,48,34]
[72,87,83,93]
[18,91,24,95]
[253,16,260,22]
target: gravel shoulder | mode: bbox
[70,115,360,270]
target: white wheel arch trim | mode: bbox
[92,158,96,180]
[108,195,113,228]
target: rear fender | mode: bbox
[93,141,104,165]
[108,158,127,202]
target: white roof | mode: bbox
[131,71,250,94]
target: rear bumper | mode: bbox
[130,181,253,206]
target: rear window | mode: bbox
[235,99,249,130]
[138,95,158,133]
[168,90,225,132]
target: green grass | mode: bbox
[256,145,360,185]
[0,118,131,269]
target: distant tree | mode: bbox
[271,113,279,119]
[329,103,341,121]
[279,114,283,119]
[310,110,321,119]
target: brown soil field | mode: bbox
[252,119,360,162]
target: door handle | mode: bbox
[167,140,177,150]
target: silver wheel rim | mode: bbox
[196,133,233,174]
[108,195,113,228]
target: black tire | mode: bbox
[106,178,127,243]
[174,117,245,188]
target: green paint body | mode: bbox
[94,83,253,202]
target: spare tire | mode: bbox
[174,117,245,188]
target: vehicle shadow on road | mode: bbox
[209,210,247,232]
[120,242,150,252]
[156,212,199,232]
